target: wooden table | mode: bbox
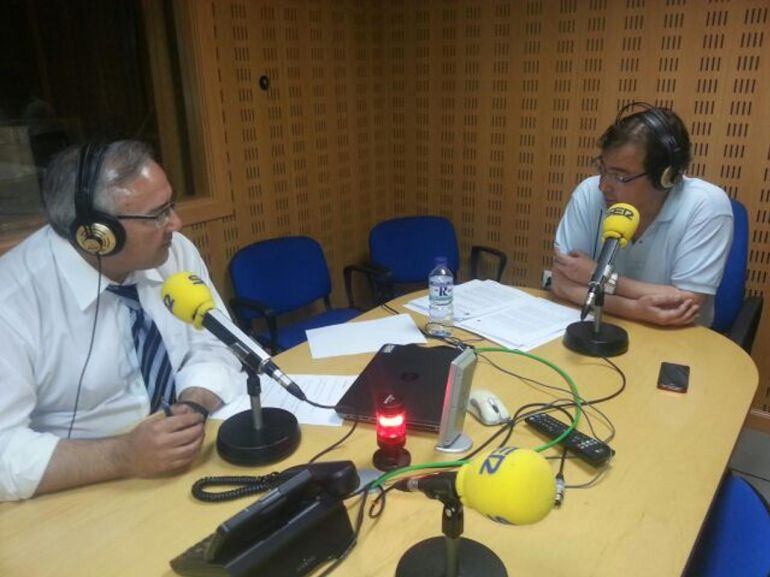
[0,291,758,577]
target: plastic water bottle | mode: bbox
[428,257,454,337]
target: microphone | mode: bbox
[580,203,640,320]
[394,447,556,526]
[161,272,306,401]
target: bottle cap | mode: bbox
[434,256,448,266]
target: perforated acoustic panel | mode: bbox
[204,1,395,305]
[382,0,770,416]
[187,0,768,419]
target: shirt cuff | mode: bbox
[0,429,60,501]
[175,361,246,406]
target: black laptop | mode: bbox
[334,343,463,432]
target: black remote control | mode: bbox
[525,413,614,466]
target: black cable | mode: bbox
[303,398,338,410]
[68,255,103,439]
[316,477,372,577]
[191,414,361,502]
[191,472,283,502]
[309,416,359,463]
[380,302,400,315]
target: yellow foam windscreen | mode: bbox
[455,447,556,525]
[161,272,215,330]
[602,203,640,248]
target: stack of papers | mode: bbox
[405,280,580,351]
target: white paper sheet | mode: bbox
[211,374,357,427]
[306,313,426,359]
[456,297,580,351]
[405,279,535,320]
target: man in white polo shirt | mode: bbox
[552,103,733,327]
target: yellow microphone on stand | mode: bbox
[394,447,556,577]
[161,272,302,466]
[564,203,640,357]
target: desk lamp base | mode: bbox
[217,408,300,466]
[563,320,628,357]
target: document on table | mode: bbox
[211,374,357,427]
[456,297,580,351]
[306,313,426,359]
[406,279,581,350]
[404,279,531,320]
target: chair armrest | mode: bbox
[343,262,392,308]
[229,297,280,352]
[470,245,508,281]
[726,295,763,353]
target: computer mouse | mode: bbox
[467,389,510,426]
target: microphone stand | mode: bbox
[395,496,506,577]
[216,366,301,466]
[563,283,629,357]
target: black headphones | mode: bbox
[69,143,126,256]
[615,102,688,190]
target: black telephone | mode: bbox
[170,461,359,577]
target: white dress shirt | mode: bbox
[0,227,246,500]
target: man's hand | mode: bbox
[118,410,205,478]
[553,250,595,286]
[634,293,701,326]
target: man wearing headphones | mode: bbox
[552,104,733,327]
[0,141,246,501]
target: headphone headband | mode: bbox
[614,101,687,189]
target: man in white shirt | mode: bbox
[0,141,246,501]
[552,104,733,327]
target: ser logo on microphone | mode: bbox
[607,205,636,219]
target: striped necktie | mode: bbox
[107,284,176,413]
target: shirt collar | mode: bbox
[49,228,164,311]
[651,178,687,224]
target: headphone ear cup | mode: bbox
[71,214,126,257]
[659,166,677,189]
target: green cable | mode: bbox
[476,346,584,451]
[370,346,583,489]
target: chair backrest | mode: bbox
[369,216,460,284]
[687,473,770,577]
[713,199,748,332]
[229,236,332,316]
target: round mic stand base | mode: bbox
[217,407,301,466]
[395,536,506,577]
[396,500,506,577]
[563,320,628,357]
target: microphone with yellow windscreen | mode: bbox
[394,447,556,576]
[456,447,556,526]
[563,203,640,357]
[160,271,303,465]
[161,272,215,330]
[602,202,640,248]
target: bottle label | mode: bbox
[429,282,453,304]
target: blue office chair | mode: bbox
[685,473,770,577]
[344,215,507,306]
[229,236,360,352]
[712,199,763,352]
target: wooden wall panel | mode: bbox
[184,0,769,422]
[198,0,396,302]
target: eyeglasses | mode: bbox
[115,200,177,228]
[592,156,648,185]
